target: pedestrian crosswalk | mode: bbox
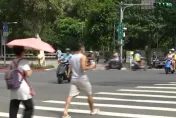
[2,82,176,118]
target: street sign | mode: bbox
[141,0,155,9]
[118,22,123,40]
[3,25,8,36]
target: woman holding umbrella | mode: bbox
[6,37,55,118]
[9,46,34,118]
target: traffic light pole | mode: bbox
[119,2,151,64]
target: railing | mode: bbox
[0,53,57,60]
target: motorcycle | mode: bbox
[56,61,71,84]
[105,60,122,70]
[165,58,175,74]
[131,58,147,71]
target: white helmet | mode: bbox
[170,48,174,51]
[113,53,118,57]
[89,51,93,53]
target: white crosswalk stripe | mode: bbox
[2,82,176,117]
[19,104,176,118]
[136,86,176,90]
[0,112,56,118]
[154,84,176,86]
[76,96,176,104]
[118,89,176,94]
[43,100,176,112]
[95,92,176,98]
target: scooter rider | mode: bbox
[134,50,142,65]
[59,48,72,78]
[111,53,120,62]
[174,49,176,69]
[166,49,175,70]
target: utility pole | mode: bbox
[119,2,152,64]
[113,23,116,52]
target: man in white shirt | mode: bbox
[62,43,99,118]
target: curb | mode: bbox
[45,68,56,71]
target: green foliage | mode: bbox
[1,0,176,52]
[30,63,54,69]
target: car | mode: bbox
[150,56,165,69]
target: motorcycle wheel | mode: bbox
[131,66,136,71]
[165,68,169,74]
[57,76,64,84]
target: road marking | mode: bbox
[154,84,176,86]
[76,96,176,104]
[19,105,176,118]
[169,82,176,84]
[0,112,56,118]
[95,92,176,98]
[43,100,176,112]
[136,86,176,90]
[118,89,176,94]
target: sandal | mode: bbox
[62,115,71,118]
[90,109,100,115]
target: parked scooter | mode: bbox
[56,61,71,84]
[105,61,122,70]
[165,58,175,74]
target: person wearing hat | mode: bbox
[60,48,72,78]
[166,49,175,70]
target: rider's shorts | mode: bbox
[69,79,92,97]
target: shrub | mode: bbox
[30,63,54,69]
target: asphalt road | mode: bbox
[1,69,176,118]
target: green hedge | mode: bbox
[30,63,54,69]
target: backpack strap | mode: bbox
[12,59,23,69]
[12,58,24,82]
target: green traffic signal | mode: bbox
[153,2,172,8]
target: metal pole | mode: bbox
[113,23,116,52]
[82,23,83,38]
[4,36,6,66]
[120,3,123,63]
[1,30,2,56]
[118,3,152,63]
[157,32,158,48]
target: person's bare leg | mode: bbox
[87,95,94,112]
[63,96,73,116]
[67,67,71,78]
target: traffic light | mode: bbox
[153,2,172,8]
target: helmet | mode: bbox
[89,51,93,53]
[113,53,118,57]
[170,48,174,52]
[65,48,70,51]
